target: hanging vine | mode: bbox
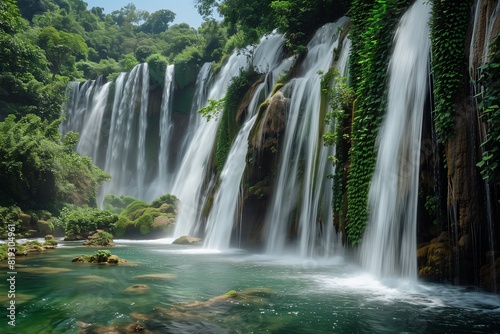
[429,0,472,143]
[345,0,412,245]
[477,36,500,186]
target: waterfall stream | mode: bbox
[360,1,431,279]
[172,32,287,239]
[153,64,175,199]
[99,63,150,203]
[264,17,349,257]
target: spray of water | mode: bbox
[360,1,432,280]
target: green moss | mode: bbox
[225,289,238,298]
[215,67,261,173]
[103,194,138,214]
[476,37,500,185]
[430,0,473,143]
[113,194,178,237]
[345,0,413,245]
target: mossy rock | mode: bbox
[225,290,238,298]
[23,240,46,252]
[72,250,125,264]
[417,241,452,282]
[20,213,32,229]
[82,230,114,247]
[172,235,202,245]
[43,235,58,247]
[37,220,54,235]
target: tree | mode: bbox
[0,114,110,211]
[140,9,176,34]
[0,0,63,120]
[37,26,87,79]
[162,23,201,60]
[111,3,146,27]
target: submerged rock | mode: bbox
[172,235,202,245]
[133,273,176,280]
[72,250,126,264]
[123,284,150,294]
[77,321,155,333]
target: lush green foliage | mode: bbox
[477,37,500,185]
[113,194,177,237]
[216,67,261,172]
[345,0,412,245]
[55,206,118,240]
[429,0,473,143]
[198,98,226,121]
[94,249,112,262]
[0,0,66,120]
[102,194,138,214]
[196,0,348,52]
[320,69,354,232]
[0,206,22,238]
[0,115,110,212]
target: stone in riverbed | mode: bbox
[172,235,202,245]
[123,284,150,294]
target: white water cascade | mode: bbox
[153,64,175,199]
[60,79,106,148]
[172,32,287,239]
[75,81,111,163]
[264,17,349,257]
[202,39,294,250]
[360,1,432,279]
[99,63,150,203]
[203,115,257,249]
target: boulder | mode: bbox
[172,235,202,245]
[153,215,175,228]
[82,230,115,247]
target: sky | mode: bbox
[84,0,209,28]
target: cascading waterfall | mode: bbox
[153,64,175,199]
[172,32,287,239]
[75,81,111,163]
[99,63,150,203]
[204,115,258,249]
[171,55,247,238]
[202,37,294,250]
[264,17,349,257]
[360,1,431,279]
[61,80,99,140]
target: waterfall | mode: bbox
[360,1,431,279]
[264,17,349,257]
[201,35,294,249]
[172,32,287,239]
[61,80,98,139]
[75,82,110,163]
[204,115,258,249]
[153,65,175,199]
[99,63,150,203]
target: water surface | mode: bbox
[3,240,499,333]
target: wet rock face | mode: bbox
[417,232,452,283]
[469,0,500,79]
[480,255,500,292]
[240,90,288,248]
